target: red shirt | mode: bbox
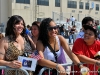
[71,38,100,75]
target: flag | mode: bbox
[30,50,42,60]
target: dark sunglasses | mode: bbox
[47,26,58,31]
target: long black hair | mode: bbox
[38,18,53,47]
[5,15,26,41]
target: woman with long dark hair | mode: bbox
[0,15,35,75]
[31,21,40,47]
[34,18,87,75]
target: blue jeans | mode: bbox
[69,34,73,43]
[61,32,64,37]
[69,34,76,44]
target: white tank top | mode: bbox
[43,36,61,62]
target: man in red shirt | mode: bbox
[71,25,100,75]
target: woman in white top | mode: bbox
[35,18,87,75]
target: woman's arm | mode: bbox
[77,54,98,64]
[72,38,100,65]
[36,41,66,75]
[0,37,8,66]
[58,35,82,65]
[36,40,58,68]
[27,35,36,49]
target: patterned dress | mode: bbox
[5,37,33,75]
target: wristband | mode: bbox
[56,63,59,70]
[96,62,100,66]
[77,62,83,68]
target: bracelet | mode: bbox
[95,62,100,66]
[77,62,83,68]
[56,63,59,70]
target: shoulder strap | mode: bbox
[47,43,57,62]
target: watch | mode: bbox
[77,62,83,68]
[96,62,100,66]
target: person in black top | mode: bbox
[59,24,64,37]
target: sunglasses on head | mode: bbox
[47,26,58,31]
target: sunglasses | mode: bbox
[47,26,58,31]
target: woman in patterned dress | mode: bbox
[0,15,36,75]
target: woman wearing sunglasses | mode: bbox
[34,18,88,75]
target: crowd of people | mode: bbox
[0,15,100,75]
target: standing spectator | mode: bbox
[34,18,88,75]
[25,25,31,35]
[96,24,100,40]
[76,17,94,39]
[0,15,36,75]
[71,25,100,75]
[31,21,40,48]
[70,16,75,26]
[59,24,65,37]
[66,18,70,25]
[68,25,77,44]
[27,25,31,31]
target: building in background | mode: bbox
[0,0,100,31]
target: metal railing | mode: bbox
[38,63,72,75]
[0,66,29,75]
[38,63,100,75]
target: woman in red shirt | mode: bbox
[71,25,100,75]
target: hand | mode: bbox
[8,60,22,68]
[57,64,67,75]
[80,66,89,75]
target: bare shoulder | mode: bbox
[57,35,66,41]
[37,40,43,46]
[36,40,44,51]
[57,35,68,45]
[0,36,9,44]
[58,35,64,38]
[0,36,8,50]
